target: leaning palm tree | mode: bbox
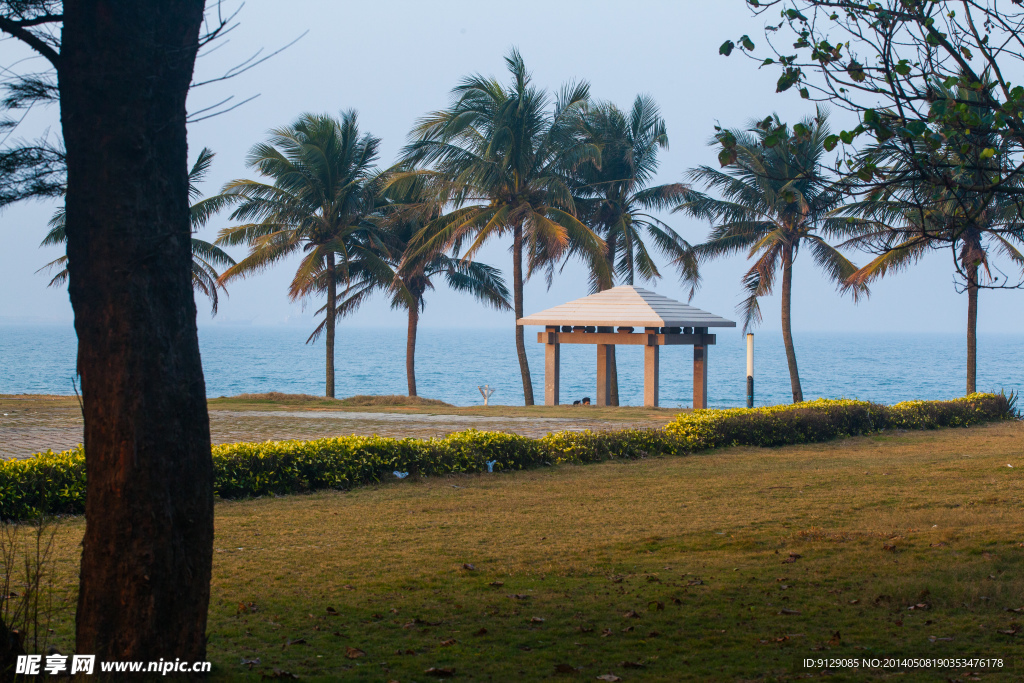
[39,147,236,313]
[398,49,607,405]
[568,95,694,404]
[838,76,1024,394]
[675,111,865,403]
[214,111,396,398]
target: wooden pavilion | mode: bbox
[517,286,736,408]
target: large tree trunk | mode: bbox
[513,223,535,405]
[603,239,619,405]
[780,242,803,403]
[966,261,979,395]
[60,0,212,664]
[406,304,419,397]
[325,253,337,398]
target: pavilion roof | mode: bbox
[517,285,736,328]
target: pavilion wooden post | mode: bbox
[644,327,660,408]
[693,327,708,409]
[596,344,612,406]
[544,326,560,406]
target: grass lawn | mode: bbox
[31,421,1024,681]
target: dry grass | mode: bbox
[219,393,454,408]
[21,421,1024,681]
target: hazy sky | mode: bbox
[1,0,1021,335]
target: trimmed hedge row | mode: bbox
[0,393,1014,521]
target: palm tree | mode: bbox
[838,77,1024,394]
[675,111,865,403]
[569,95,694,404]
[399,49,607,405]
[214,111,396,398]
[346,191,512,396]
[39,148,236,313]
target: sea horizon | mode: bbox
[1,323,1020,409]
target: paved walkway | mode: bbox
[1,399,659,460]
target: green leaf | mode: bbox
[800,87,810,99]
[847,60,867,83]
[776,67,801,93]
[720,40,735,56]
[980,147,996,160]
[824,134,839,152]
[740,35,755,51]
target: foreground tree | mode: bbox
[401,49,606,405]
[839,77,1024,394]
[723,1,1024,294]
[40,148,236,313]
[0,0,215,664]
[676,112,865,403]
[215,111,395,398]
[571,95,693,404]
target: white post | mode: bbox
[479,384,496,406]
[746,333,754,408]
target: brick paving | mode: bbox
[1,398,656,460]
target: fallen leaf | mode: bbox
[779,609,802,615]
[474,627,488,636]
[261,669,299,680]
[621,661,645,669]
[671,597,682,605]
[621,626,634,633]
[647,631,661,637]
[396,648,417,655]
[648,601,664,611]
[554,663,579,674]
[929,636,955,642]
[508,594,531,600]
[596,675,622,682]
[440,638,457,647]
[609,575,624,583]
[828,631,841,645]
[686,579,704,586]
[326,606,339,616]
[782,553,801,564]
[848,599,860,605]
[519,646,532,651]
[238,602,258,614]
[622,610,640,619]
[600,628,613,637]
[390,608,399,614]
[530,617,545,623]
[241,658,261,669]
[345,646,366,659]
[489,581,504,587]
[425,667,455,677]
[577,626,594,633]
[1005,607,1024,613]
[882,544,897,553]
[342,585,355,591]
[462,563,477,571]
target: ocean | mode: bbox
[0,324,1020,408]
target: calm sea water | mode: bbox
[0,324,1021,408]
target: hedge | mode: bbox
[0,392,1014,521]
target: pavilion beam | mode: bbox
[693,328,708,409]
[537,331,716,346]
[544,327,560,406]
[596,344,612,406]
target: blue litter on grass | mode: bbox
[393,471,409,479]
[486,460,497,473]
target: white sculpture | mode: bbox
[478,384,496,406]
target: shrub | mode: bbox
[664,392,1014,450]
[0,393,1014,521]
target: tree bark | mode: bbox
[966,261,979,395]
[406,304,419,397]
[60,0,212,665]
[780,242,803,403]
[513,223,535,405]
[325,252,337,399]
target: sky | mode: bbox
[0,0,1021,335]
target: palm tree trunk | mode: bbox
[407,304,419,397]
[605,238,619,405]
[325,252,337,399]
[513,223,535,405]
[780,242,803,403]
[966,261,979,395]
